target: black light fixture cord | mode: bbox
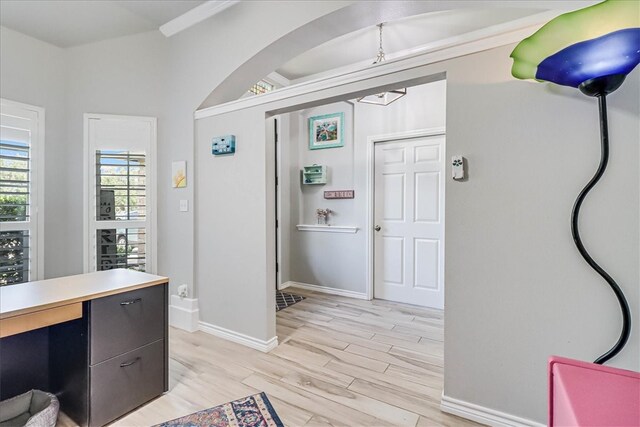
[570,94,632,364]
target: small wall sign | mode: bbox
[324,190,354,199]
[212,135,236,155]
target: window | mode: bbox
[0,99,44,285]
[248,79,275,96]
[84,115,156,273]
[95,150,147,271]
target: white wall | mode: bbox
[2,4,638,424]
[282,82,446,293]
[443,45,639,422]
[285,101,359,291]
[65,31,169,278]
[195,107,276,340]
[1,0,349,339]
[0,27,69,279]
[194,45,639,423]
[0,1,349,298]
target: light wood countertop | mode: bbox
[0,269,169,320]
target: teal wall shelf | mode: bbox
[302,165,327,185]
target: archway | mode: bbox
[197,0,583,109]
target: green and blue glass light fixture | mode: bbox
[511,0,639,365]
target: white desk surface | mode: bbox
[1,269,168,319]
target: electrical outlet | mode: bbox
[178,284,188,298]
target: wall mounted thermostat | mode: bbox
[452,155,465,180]
[212,135,236,155]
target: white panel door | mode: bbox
[374,134,445,308]
[84,115,157,274]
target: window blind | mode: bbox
[1,140,30,222]
[95,150,147,272]
[96,150,146,221]
[96,227,146,271]
[0,230,29,285]
[1,102,40,286]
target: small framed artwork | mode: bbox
[309,112,344,150]
[172,161,187,188]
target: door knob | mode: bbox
[374,225,381,232]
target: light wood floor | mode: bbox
[59,289,481,427]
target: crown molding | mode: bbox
[160,0,240,37]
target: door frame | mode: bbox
[365,127,446,301]
[82,113,158,274]
[273,115,282,289]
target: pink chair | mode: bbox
[549,356,640,426]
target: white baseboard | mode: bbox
[199,321,278,353]
[441,394,544,427]
[288,281,369,300]
[169,295,200,332]
[278,281,293,291]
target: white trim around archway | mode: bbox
[195,9,555,120]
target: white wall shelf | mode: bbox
[296,224,358,233]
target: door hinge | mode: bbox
[276,219,279,228]
[276,262,279,273]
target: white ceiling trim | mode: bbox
[194,10,558,120]
[265,72,291,88]
[160,0,239,37]
[287,11,552,85]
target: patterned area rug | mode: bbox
[276,291,305,312]
[154,393,283,427]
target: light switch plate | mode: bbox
[179,200,189,212]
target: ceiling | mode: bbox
[1,2,548,78]
[276,7,544,81]
[0,0,205,47]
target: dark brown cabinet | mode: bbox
[89,340,165,427]
[51,283,168,426]
[90,285,166,365]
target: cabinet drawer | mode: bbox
[90,285,165,365]
[89,339,165,427]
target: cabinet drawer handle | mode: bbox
[119,357,141,368]
[120,298,142,306]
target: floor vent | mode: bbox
[276,291,305,312]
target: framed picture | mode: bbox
[309,112,344,150]
[172,161,187,188]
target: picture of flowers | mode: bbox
[309,112,344,150]
[172,161,187,188]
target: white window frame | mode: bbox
[0,98,45,282]
[83,113,157,273]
